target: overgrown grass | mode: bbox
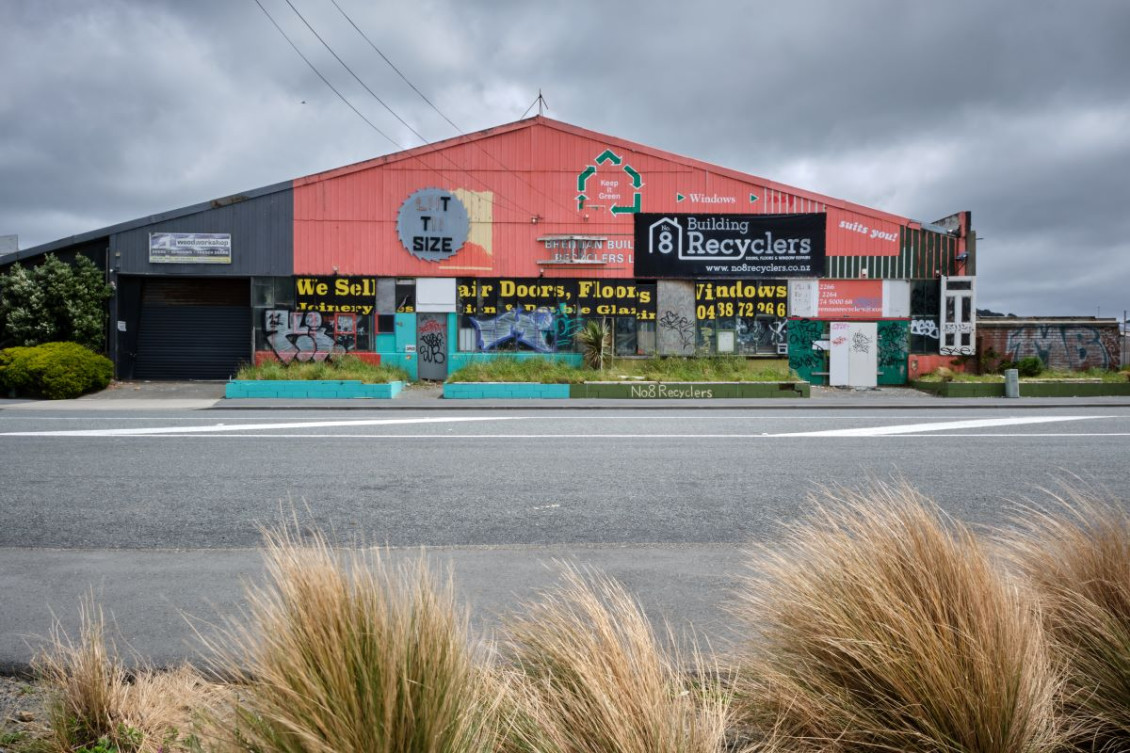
[446,358,589,384]
[501,565,731,753]
[234,355,409,384]
[201,523,502,753]
[33,596,216,753]
[1003,489,1130,752]
[920,367,1127,383]
[448,356,793,383]
[732,481,1065,753]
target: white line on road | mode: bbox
[773,415,1110,437]
[0,415,1118,439]
[0,416,521,437]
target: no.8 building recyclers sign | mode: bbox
[633,213,825,278]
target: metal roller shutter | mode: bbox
[133,278,251,380]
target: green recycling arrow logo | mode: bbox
[575,149,643,213]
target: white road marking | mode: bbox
[774,415,1109,437]
[0,415,1120,439]
[0,416,521,437]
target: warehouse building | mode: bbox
[2,116,977,385]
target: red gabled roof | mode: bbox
[293,115,916,228]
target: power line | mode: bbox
[252,0,533,218]
[327,1,580,218]
[328,0,461,134]
[279,0,433,146]
[278,0,541,217]
[249,0,399,148]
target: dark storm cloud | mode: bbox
[1,0,1127,317]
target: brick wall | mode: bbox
[978,319,1121,371]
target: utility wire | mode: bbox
[328,0,582,218]
[250,0,399,148]
[253,0,532,218]
[329,0,461,134]
[276,0,535,217]
[280,0,432,146]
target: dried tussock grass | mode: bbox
[201,523,502,753]
[33,597,219,753]
[1002,487,1130,751]
[501,564,731,753]
[732,481,1065,753]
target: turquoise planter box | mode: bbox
[443,383,572,399]
[226,380,404,399]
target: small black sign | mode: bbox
[634,213,825,278]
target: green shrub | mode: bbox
[0,342,113,399]
[1016,356,1044,377]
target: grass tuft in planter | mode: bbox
[1003,488,1130,752]
[732,480,1065,753]
[501,565,731,753]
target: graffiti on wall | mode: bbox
[787,319,825,376]
[1002,324,1119,370]
[658,310,695,352]
[736,317,788,353]
[910,318,940,339]
[877,320,910,384]
[940,322,976,356]
[419,317,447,364]
[470,308,557,353]
[264,310,357,363]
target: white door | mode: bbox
[829,321,878,388]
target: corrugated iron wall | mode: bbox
[293,118,938,280]
[824,226,958,280]
[112,188,294,276]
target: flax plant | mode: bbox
[1004,489,1130,752]
[733,481,1064,753]
[501,565,731,753]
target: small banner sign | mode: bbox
[149,232,231,264]
[634,213,825,278]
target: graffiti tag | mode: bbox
[658,310,695,351]
[264,309,354,363]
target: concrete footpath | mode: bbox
[1,380,1129,411]
[0,543,747,673]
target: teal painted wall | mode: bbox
[370,313,417,380]
[788,319,827,385]
[878,320,910,385]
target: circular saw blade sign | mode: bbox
[575,149,643,215]
[397,188,470,261]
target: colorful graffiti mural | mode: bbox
[990,323,1120,370]
[264,309,358,363]
[470,308,560,352]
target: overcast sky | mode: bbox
[2,0,1128,318]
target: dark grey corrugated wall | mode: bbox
[111,187,293,277]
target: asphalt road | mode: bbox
[2,403,1128,669]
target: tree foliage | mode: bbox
[0,254,111,350]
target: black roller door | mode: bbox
[133,278,251,380]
